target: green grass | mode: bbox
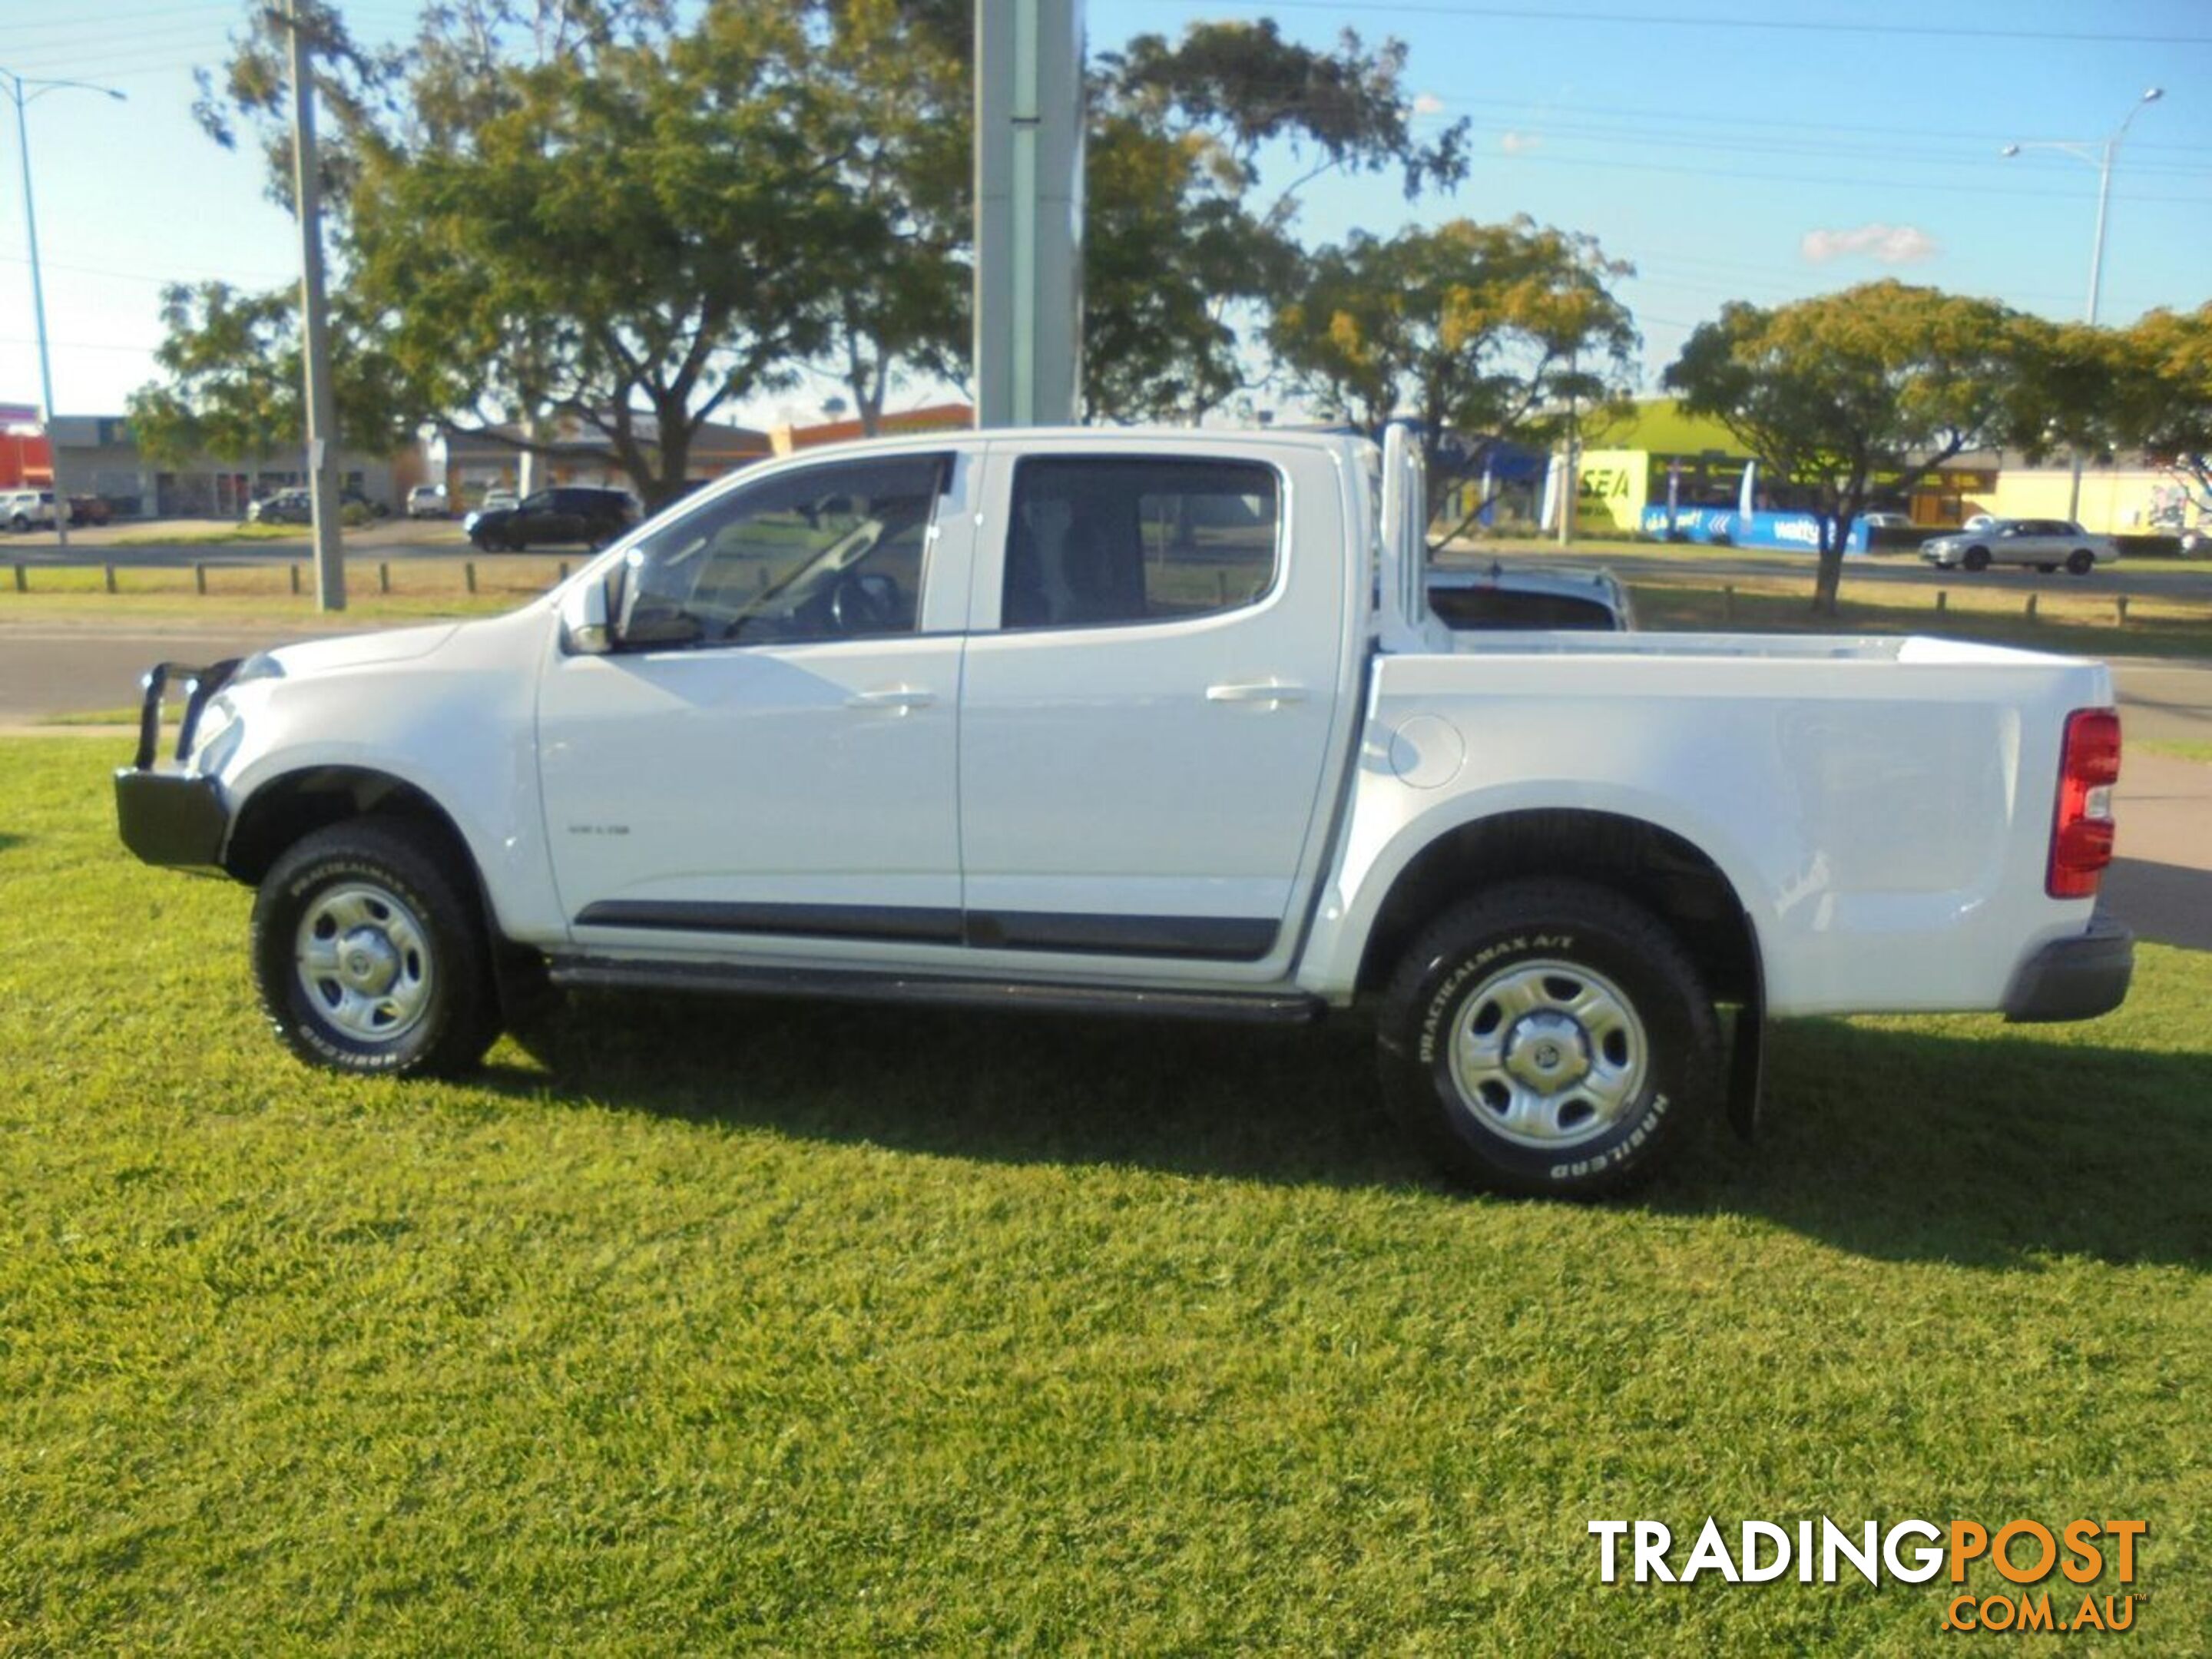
[107,521,317,547]
[2137,739,2212,764]
[2,738,2207,1652]
[0,555,568,627]
[1626,570,2212,661]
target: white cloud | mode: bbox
[1500,130,1541,154]
[1412,92,1445,115]
[1800,223,1939,265]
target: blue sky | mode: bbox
[2,0,2208,426]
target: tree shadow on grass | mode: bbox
[488,995,2211,1271]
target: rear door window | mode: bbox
[1002,458,1280,630]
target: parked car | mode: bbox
[68,495,113,527]
[115,427,2131,1199]
[466,486,637,551]
[406,484,449,519]
[1861,512,1910,529]
[249,486,387,525]
[1920,518,2118,575]
[4,488,58,531]
[480,488,518,514]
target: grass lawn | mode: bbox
[105,522,317,548]
[2,738,2206,1652]
[2137,740,2212,765]
[0,555,568,628]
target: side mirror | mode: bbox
[558,571,613,654]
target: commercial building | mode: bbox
[1,407,409,517]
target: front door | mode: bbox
[538,451,972,950]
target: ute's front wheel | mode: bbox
[1376,880,1720,1197]
[252,820,498,1076]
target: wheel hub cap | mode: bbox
[337,927,401,996]
[295,882,435,1045]
[1445,959,1650,1150]
[1503,1011,1591,1091]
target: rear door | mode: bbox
[955,439,1355,983]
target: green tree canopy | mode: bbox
[1270,217,1637,530]
[1664,281,2037,613]
[2114,303,2212,522]
[1084,23,1469,423]
[144,4,1470,487]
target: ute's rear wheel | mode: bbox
[1376,879,1720,1197]
[252,819,498,1076]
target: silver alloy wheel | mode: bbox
[1446,959,1649,1150]
[294,881,435,1044]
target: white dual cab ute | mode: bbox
[115,428,2132,1197]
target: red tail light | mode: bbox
[2047,708,2121,899]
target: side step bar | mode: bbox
[547,955,1326,1025]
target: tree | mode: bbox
[790,0,971,434]
[127,280,411,469]
[1082,22,1468,422]
[1664,282,2036,614]
[2113,304,2212,528]
[1270,217,1637,533]
[345,6,854,501]
[154,1,919,502]
[147,5,1470,478]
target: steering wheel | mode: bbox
[830,571,901,634]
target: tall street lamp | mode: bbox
[1,68,127,551]
[2002,86,2165,523]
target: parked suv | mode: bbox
[406,484,449,519]
[468,486,638,551]
[4,488,58,531]
[1921,518,2118,575]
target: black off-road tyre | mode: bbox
[1376,879,1721,1198]
[1962,546,1991,572]
[252,819,499,1077]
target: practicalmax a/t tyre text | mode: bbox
[1376,879,1720,1197]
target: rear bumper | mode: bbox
[2003,916,2134,1022]
[114,769,228,870]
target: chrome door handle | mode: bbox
[1207,680,1308,706]
[844,685,936,711]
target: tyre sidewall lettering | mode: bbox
[1389,899,1707,1195]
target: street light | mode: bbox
[2002,86,2164,522]
[1,68,127,551]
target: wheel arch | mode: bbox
[1352,806,1763,1012]
[225,766,486,916]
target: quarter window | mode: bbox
[1002,458,1280,629]
[615,455,946,648]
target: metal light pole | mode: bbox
[281,0,345,611]
[2002,87,2165,523]
[1,68,127,551]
